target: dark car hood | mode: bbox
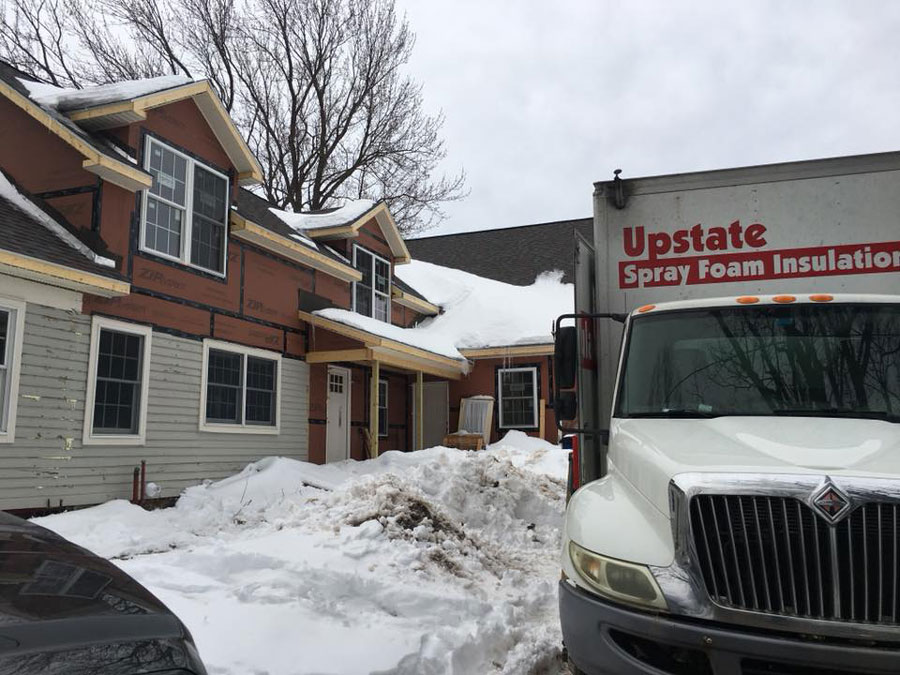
[0,519,202,673]
[0,526,171,624]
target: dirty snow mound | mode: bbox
[34,447,567,674]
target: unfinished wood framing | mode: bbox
[368,360,380,458]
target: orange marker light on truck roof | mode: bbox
[637,304,656,313]
[772,295,796,304]
[809,294,834,303]
[736,296,759,304]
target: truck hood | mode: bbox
[610,416,900,515]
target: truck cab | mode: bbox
[557,154,900,674]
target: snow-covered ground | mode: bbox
[33,432,570,675]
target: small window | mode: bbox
[498,367,539,429]
[353,245,391,322]
[0,299,25,442]
[83,317,152,445]
[142,137,229,275]
[378,379,388,438]
[201,340,281,433]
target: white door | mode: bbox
[326,367,351,463]
[411,381,449,449]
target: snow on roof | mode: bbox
[395,260,573,349]
[0,171,115,268]
[314,307,466,363]
[268,207,319,249]
[19,75,193,111]
[274,199,376,231]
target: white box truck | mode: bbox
[554,152,900,674]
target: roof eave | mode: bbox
[459,344,555,359]
[300,310,468,377]
[0,249,130,297]
[305,202,411,264]
[229,212,362,282]
[0,80,152,192]
[390,285,440,316]
[65,81,264,186]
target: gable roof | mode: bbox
[0,62,151,192]
[18,76,263,186]
[407,217,592,286]
[0,170,129,296]
[275,200,411,264]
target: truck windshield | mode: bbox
[616,303,900,421]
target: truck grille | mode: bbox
[690,494,900,623]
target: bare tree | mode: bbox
[0,0,464,233]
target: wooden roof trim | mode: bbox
[306,202,411,264]
[230,212,362,282]
[305,346,462,380]
[65,81,263,186]
[459,344,555,359]
[299,310,468,372]
[391,285,440,316]
[0,249,130,297]
[0,80,152,192]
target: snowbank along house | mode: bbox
[0,62,569,512]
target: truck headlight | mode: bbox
[569,541,667,610]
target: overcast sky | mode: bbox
[396,1,900,237]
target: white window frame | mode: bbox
[352,245,391,322]
[497,366,539,430]
[378,378,388,438]
[83,316,153,446]
[199,339,282,434]
[140,136,230,278]
[0,298,26,444]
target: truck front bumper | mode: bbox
[559,580,900,674]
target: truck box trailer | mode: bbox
[555,152,900,674]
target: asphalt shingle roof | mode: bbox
[406,217,592,286]
[0,176,124,280]
[234,188,357,270]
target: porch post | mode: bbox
[369,360,380,458]
[415,371,424,450]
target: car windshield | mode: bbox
[616,303,900,421]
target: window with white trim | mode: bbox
[201,340,281,433]
[378,378,388,438]
[83,317,153,445]
[142,137,229,275]
[0,299,25,442]
[353,245,391,322]
[497,367,538,429]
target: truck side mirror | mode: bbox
[554,325,577,390]
[555,391,577,421]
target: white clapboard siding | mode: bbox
[0,303,309,510]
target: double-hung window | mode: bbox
[83,317,153,445]
[0,299,25,443]
[201,340,281,433]
[353,246,391,322]
[497,367,539,429]
[378,379,388,438]
[142,137,229,275]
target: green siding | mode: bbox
[1,303,309,510]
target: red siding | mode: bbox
[449,356,557,444]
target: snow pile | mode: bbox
[20,75,192,111]
[396,260,573,349]
[33,436,569,675]
[315,307,468,363]
[0,170,116,268]
[273,199,376,231]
